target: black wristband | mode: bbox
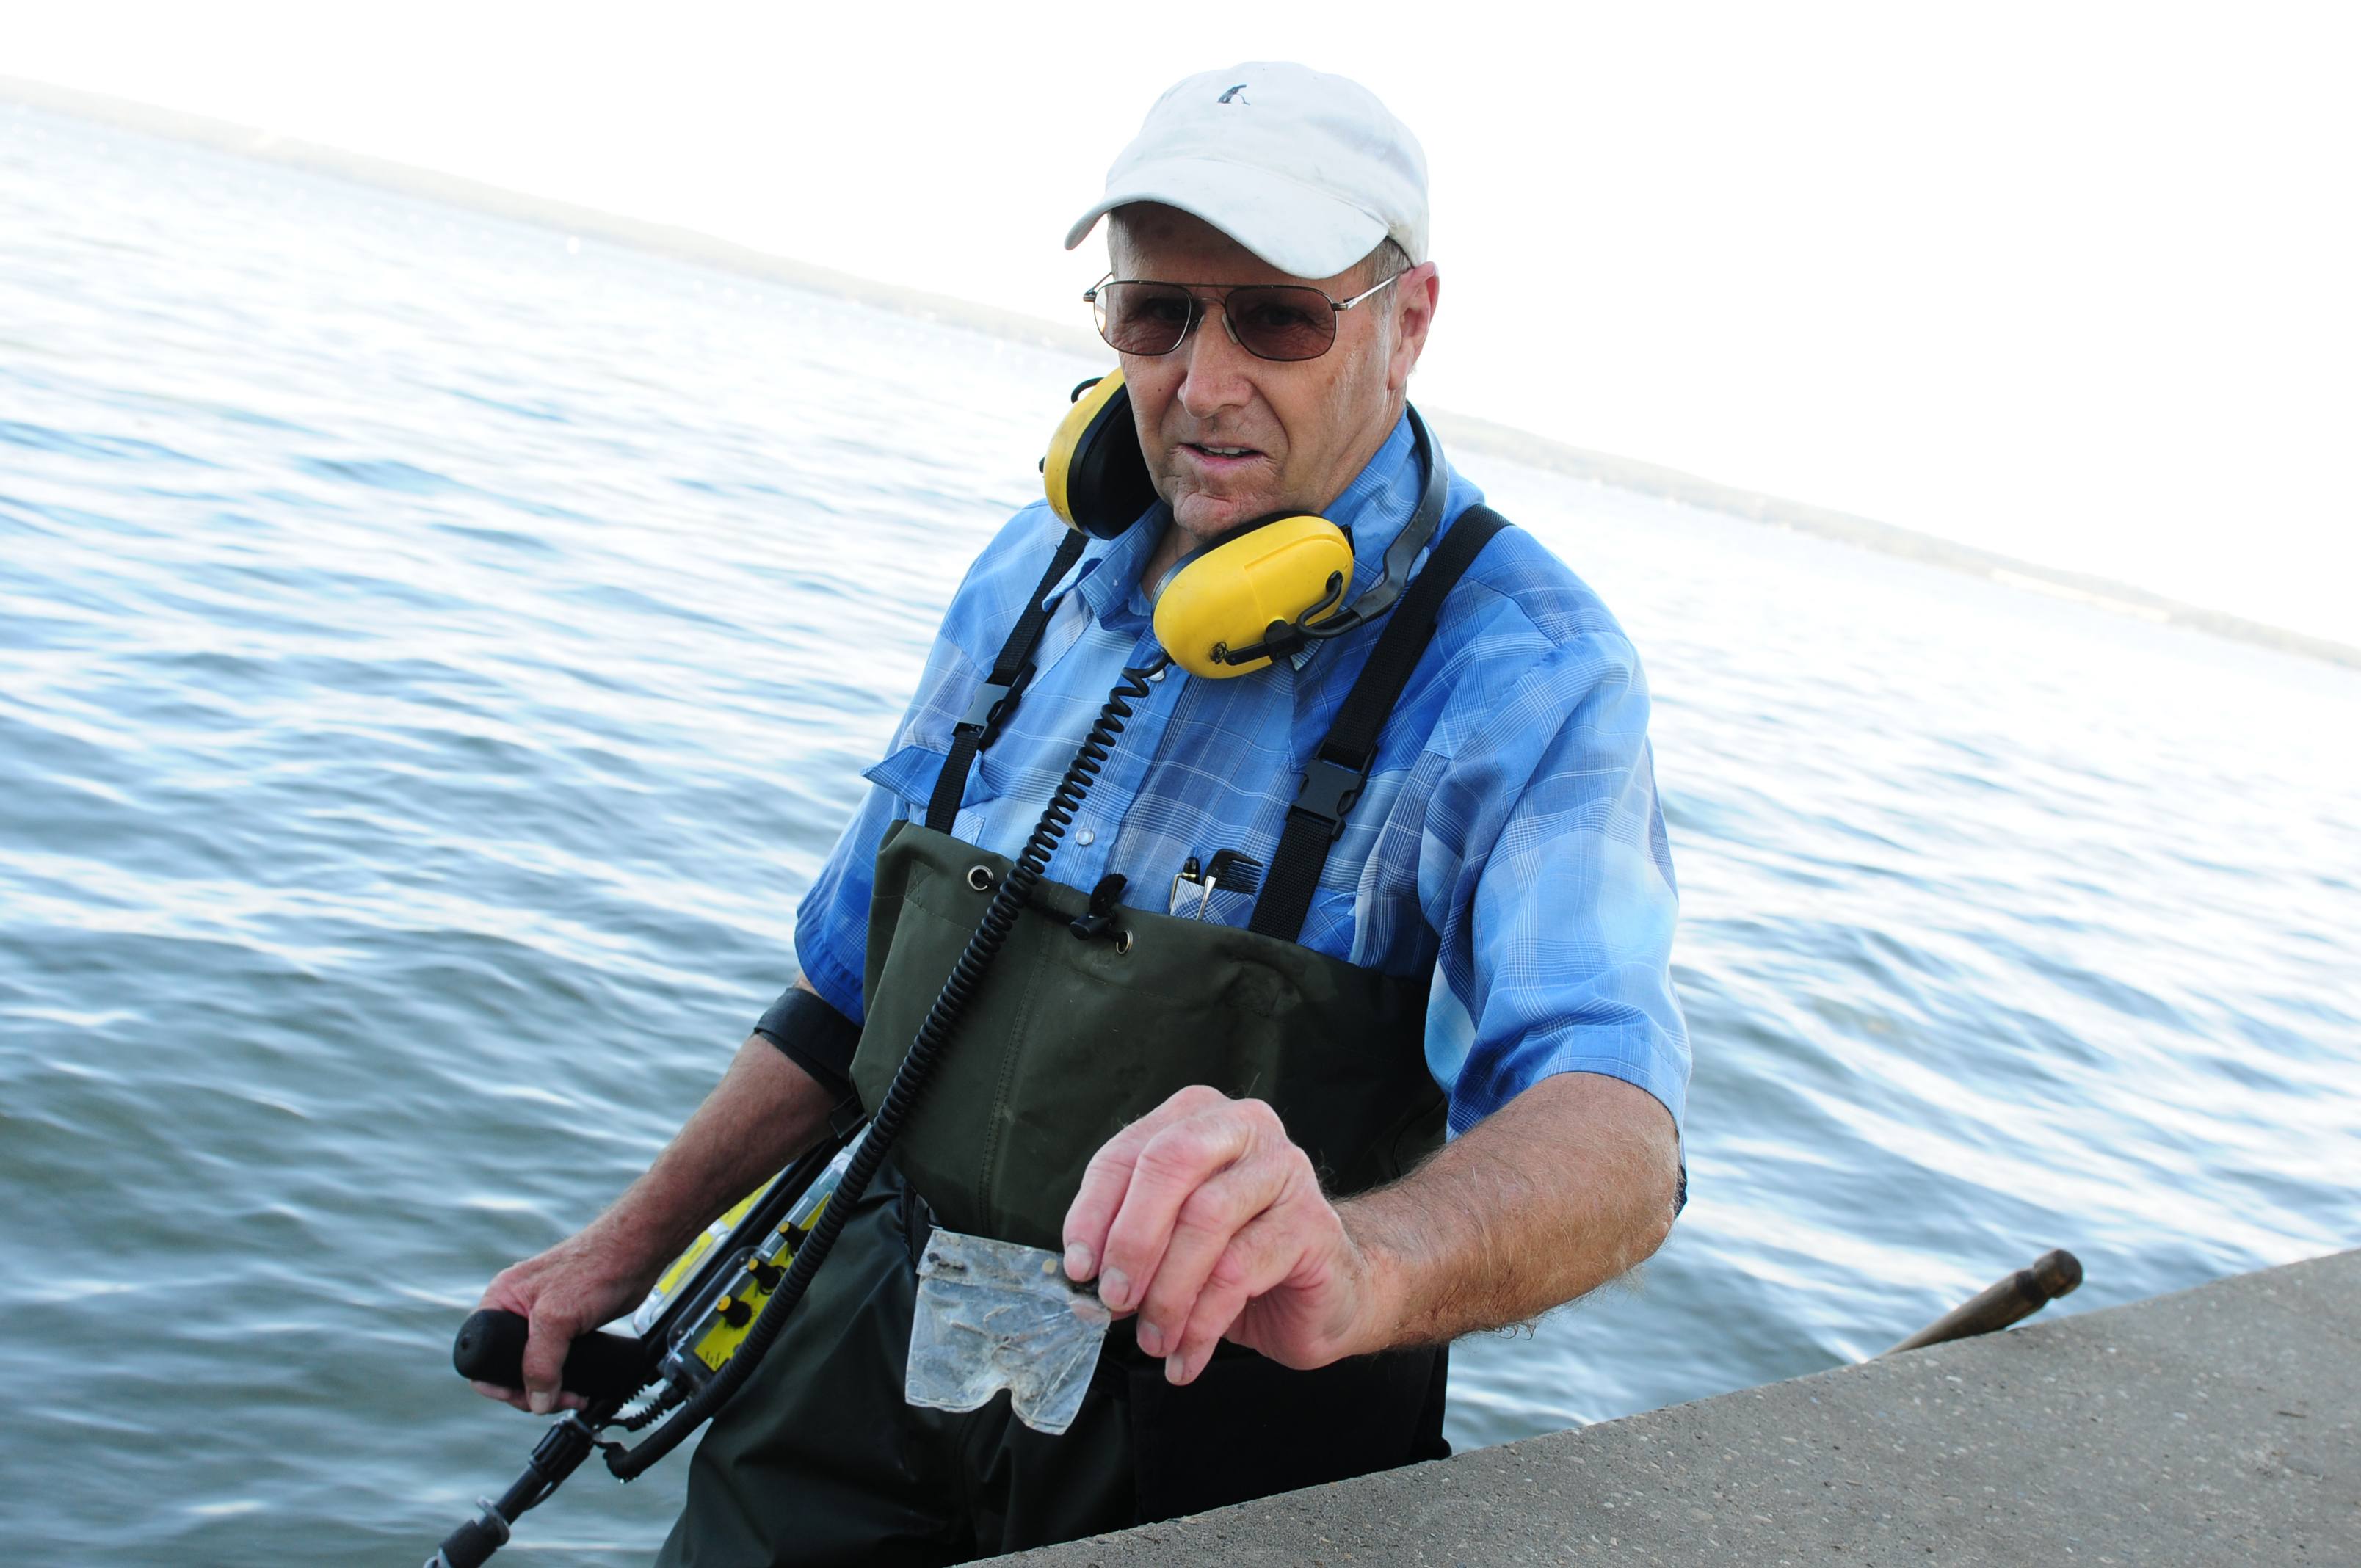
[752,984,860,1100]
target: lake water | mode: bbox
[3,104,2356,1566]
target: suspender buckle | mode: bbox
[1290,757,1370,841]
[956,669,1030,747]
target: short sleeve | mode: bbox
[1422,633,1689,1139]
[789,508,1066,1022]
[791,777,907,1026]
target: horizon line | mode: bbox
[4,73,2351,672]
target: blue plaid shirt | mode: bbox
[795,413,1689,1138]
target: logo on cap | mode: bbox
[1217,84,1249,105]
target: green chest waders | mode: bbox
[662,507,1509,1564]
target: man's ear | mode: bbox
[1388,263,1440,394]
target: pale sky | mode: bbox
[12,1,2357,645]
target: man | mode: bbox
[475,60,1688,1565]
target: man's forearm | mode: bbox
[587,1027,838,1273]
[1341,1071,1681,1351]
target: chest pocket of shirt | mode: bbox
[862,741,1002,830]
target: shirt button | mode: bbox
[1148,666,1166,682]
[1076,828,1096,846]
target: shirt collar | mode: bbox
[1073,502,1165,631]
[1069,410,1426,631]
[1324,410,1424,604]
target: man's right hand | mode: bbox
[463,1029,842,1415]
[470,1220,664,1414]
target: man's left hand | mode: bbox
[1060,1085,1390,1386]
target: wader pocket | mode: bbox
[852,824,1444,1252]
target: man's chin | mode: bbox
[1169,490,1285,541]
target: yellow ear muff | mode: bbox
[1044,371,1158,539]
[1152,515,1355,679]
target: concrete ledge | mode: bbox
[997,1249,2360,1565]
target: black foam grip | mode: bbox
[430,1513,507,1568]
[451,1308,652,1404]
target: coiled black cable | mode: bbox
[606,655,1169,1479]
[611,1384,681,1432]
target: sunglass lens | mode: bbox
[1096,283,1195,355]
[1227,287,1337,361]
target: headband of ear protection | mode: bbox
[1042,371,1448,680]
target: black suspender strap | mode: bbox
[1248,505,1512,943]
[924,529,1089,834]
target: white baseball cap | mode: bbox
[1064,62,1429,283]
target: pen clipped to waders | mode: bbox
[426,652,1167,1566]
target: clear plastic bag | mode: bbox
[904,1227,1112,1436]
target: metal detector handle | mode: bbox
[425,1412,605,1568]
[451,1308,652,1404]
[426,1500,509,1568]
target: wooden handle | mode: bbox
[1883,1249,2084,1356]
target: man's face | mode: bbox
[1109,206,1432,544]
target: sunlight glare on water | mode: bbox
[1,104,2356,1564]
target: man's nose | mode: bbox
[1175,302,1257,421]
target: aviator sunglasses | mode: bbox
[1086,272,1401,363]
